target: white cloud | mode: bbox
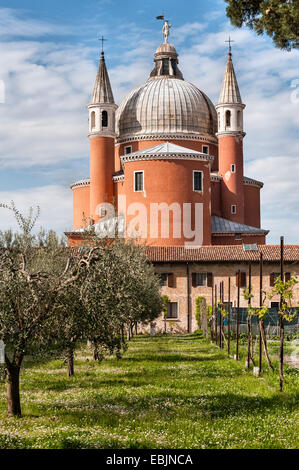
[0,40,94,168]
[247,157,299,243]
[0,9,297,242]
[0,8,70,38]
[0,185,73,234]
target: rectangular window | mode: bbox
[236,272,247,288]
[202,145,209,155]
[160,273,168,287]
[134,171,144,192]
[231,205,237,215]
[231,164,236,173]
[125,146,132,155]
[270,272,281,287]
[193,171,203,191]
[166,302,178,319]
[159,273,175,287]
[192,273,207,287]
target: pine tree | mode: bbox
[225,0,299,50]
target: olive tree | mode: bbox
[81,238,163,361]
[0,203,94,416]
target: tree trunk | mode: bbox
[259,320,274,372]
[279,316,284,392]
[67,347,74,378]
[93,346,98,362]
[7,364,22,417]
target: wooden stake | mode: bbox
[215,284,218,346]
[279,236,284,392]
[259,252,263,375]
[228,277,231,356]
[236,270,240,360]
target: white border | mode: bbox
[193,170,203,192]
[134,170,144,192]
[125,145,132,155]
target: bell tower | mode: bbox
[88,47,117,223]
[216,43,246,224]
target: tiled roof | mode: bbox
[212,216,268,235]
[126,142,205,156]
[145,245,299,263]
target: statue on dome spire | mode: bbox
[162,20,171,43]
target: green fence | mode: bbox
[215,308,298,336]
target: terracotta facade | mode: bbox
[65,27,298,333]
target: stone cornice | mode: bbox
[210,173,222,182]
[216,131,246,138]
[113,174,125,183]
[70,179,90,190]
[244,176,264,188]
[120,152,215,165]
[88,132,116,139]
[87,103,118,110]
[215,103,246,110]
[116,133,218,146]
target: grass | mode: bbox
[0,334,298,449]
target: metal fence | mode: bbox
[216,308,299,336]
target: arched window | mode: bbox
[225,110,231,127]
[237,110,241,128]
[91,111,96,130]
[102,110,108,128]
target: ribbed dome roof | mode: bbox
[116,78,217,140]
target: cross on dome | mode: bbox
[225,36,235,54]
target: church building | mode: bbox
[65,23,299,333]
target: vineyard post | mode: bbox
[259,252,263,374]
[236,270,240,360]
[228,277,231,356]
[279,236,284,392]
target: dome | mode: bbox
[155,43,177,55]
[116,77,218,141]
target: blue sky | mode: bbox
[0,0,298,243]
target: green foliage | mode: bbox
[0,203,163,414]
[195,296,206,329]
[268,275,298,322]
[248,306,270,320]
[0,336,298,449]
[217,301,227,318]
[225,0,299,50]
[162,295,170,319]
[206,305,213,319]
[243,287,254,302]
[243,287,269,319]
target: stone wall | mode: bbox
[144,261,299,334]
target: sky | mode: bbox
[0,0,298,244]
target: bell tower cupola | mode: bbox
[216,43,246,224]
[88,46,117,224]
[88,50,117,137]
